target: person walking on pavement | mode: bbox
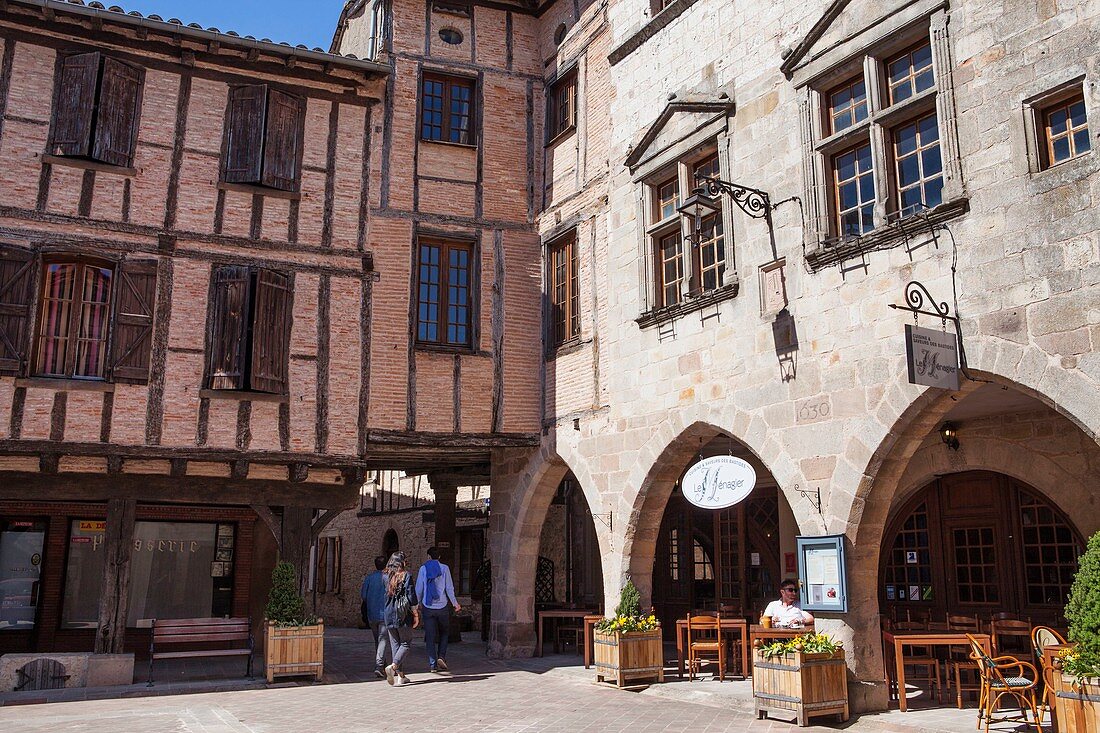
[415,546,461,673]
[361,555,389,678]
[383,552,419,686]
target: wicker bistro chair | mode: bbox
[1031,625,1068,723]
[966,633,1043,733]
[687,612,726,682]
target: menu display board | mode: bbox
[796,535,849,613]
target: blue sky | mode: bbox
[117,1,345,50]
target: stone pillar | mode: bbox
[95,498,136,654]
[429,477,459,565]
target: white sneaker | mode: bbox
[394,674,408,686]
[436,658,449,672]
[385,664,396,686]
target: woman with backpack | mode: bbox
[382,552,419,686]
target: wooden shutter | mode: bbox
[332,537,342,594]
[223,85,267,184]
[249,269,292,394]
[261,90,304,191]
[92,58,144,168]
[206,266,251,390]
[316,538,328,594]
[0,245,36,375]
[108,259,157,384]
[50,52,101,158]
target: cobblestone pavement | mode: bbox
[0,629,1037,733]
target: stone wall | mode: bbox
[486,0,1100,714]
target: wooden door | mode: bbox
[713,506,743,612]
[944,521,1011,614]
[653,498,692,633]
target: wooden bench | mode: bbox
[147,617,253,686]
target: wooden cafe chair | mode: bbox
[891,609,942,703]
[991,618,1032,657]
[949,614,982,708]
[686,611,726,682]
[966,634,1043,733]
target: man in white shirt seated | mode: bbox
[762,579,815,628]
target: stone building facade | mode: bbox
[336,0,1100,716]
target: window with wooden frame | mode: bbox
[222,85,305,192]
[547,70,577,142]
[827,77,868,134]
[416,238,473,348]
[314,536,342,594]
[690,154,725,293]
[797,18,963,248]
[0,248,156,383]
[1040,92,1090,168]
[49,52,145,168]
[421,73,476,145]
[205,265,293,394]
[547,232,580,347]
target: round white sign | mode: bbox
[681,456,757,510]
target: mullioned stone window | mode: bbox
[783,3,966,268]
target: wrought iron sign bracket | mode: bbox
[794,484,825,522]
[694,175,772,220]
[887,280,959,328]
[592,511,613,532]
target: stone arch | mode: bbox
[618,411,803,609]
[489,441,609,655]
[828,364,1100,711]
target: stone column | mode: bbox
[95,498,136,654]
[429,477,459,565]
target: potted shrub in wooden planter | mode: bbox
[593,580,663,688]
[1053,531,1100,733]
[753,632,849,727]
[263,561,324,683]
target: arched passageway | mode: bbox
[642,433,797,636]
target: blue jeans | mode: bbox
[422,606,451,668]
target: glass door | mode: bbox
[0,519,47,632]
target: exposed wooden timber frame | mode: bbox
[0,470,360,509]
[2,0,388,90]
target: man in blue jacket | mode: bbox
[361,555,389,677]
[415,546,461,672]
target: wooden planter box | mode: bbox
[593,628,664,687]
[1053,667,1100,733]
[264,619,324,683]
[753,648,849,727]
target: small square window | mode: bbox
[654,176,679,222]
[1042,94,1090,168]
[828,77,869,134]
[886,43,934,106]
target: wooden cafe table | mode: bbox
[882,630,992,712]
[676,616,750,678]
[535,608,598,657]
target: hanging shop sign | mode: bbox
[796,535,849,613]
[681,456,757,510]
[904,324,960,391]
